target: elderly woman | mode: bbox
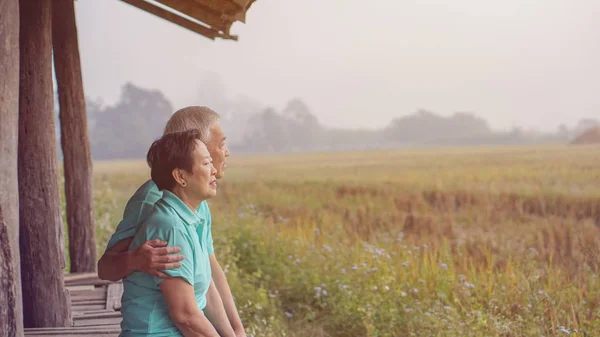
[120,129,221,337]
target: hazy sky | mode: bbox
[75,0,600,131]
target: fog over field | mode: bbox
[74,0,599,142]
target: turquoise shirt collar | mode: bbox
[161,190,204,227]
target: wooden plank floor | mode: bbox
[24,273,123,336]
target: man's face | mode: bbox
[206,122,230,179]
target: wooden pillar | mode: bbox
[0,0,25,335]
[19,0,71,328]
[52,0,97,273]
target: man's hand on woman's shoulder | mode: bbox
[131,239,184,278]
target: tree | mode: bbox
[0,0,25,334]
[53,0,96,272]
[91,83,173,159]
[19,0,70,327]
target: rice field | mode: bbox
[88,145,600,337]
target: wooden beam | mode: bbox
[121,0,237,40]
[155,0,233,33]
[190,0,254,22]
[190,0,239,14]
[52,0,97,274]
[229,0,251,9]
[18,0,71,328]
[0,0,24,334]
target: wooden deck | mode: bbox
[24,273,123,336]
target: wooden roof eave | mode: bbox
[121,0,238,40]
[155,0,234,34]
[189,0,250,15]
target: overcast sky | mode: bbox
[74,0,600,131]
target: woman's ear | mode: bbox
[172,168,186,187]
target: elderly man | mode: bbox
[98,106,245,337]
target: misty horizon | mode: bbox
[74,0,600,133]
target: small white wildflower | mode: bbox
[419,278,425,284]
[464,282,475,289]
[285,312,293,318]
[404,307,413,313]
[558,326,570,334]
[423,243,428,249]
[341,268,346,274]
[370,267,378,272]
[322,244,333,253]
[396,232,405,242]
[372,286,378,291]
[288,255,293,260]
[384,286,390,291]
[402,261,410,268]
[444,306,452,311]
[440,263,448,270]
[295,258,301,264]
[401,291,407,297]
[352,264,359,270]
[412,288,419,294]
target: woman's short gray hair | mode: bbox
[163,106,220,143]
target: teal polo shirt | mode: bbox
[105,179,214,255]
[120,190,213,337]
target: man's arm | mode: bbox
[204,279,236,337]
[209,254,245,337]
[97,238,184,281]
[160,278,220,337]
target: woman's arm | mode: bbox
[204,279,236,337]
[209,255,245,336]
[160,278,220,337]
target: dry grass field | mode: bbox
[80,145,600,336]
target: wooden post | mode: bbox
[0,0,25,335]
[19,0,71,328]
[52,0,97,273]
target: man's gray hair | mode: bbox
[163,106,220,143]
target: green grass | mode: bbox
[83,145,600,336]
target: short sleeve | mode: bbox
[150,227,195,286]
[104,180,161,251]
[105,216,139,251]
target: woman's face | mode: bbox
[182,140,217,200]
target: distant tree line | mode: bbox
[55,83,599,159]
